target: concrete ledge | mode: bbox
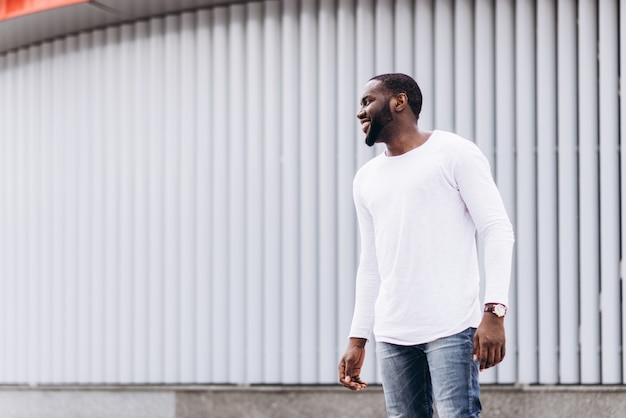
[0,385,625,417]
[479,385,626,418]
[0,387,174,418]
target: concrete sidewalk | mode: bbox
[1,384,625,417]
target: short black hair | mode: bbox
[370,73,423,119]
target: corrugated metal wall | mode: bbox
[0,0,624,385]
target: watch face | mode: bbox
[494,304,506,317]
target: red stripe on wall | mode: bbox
[0,0,89,21]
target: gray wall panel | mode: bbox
[556,0,580,385]
[515,0,538,385]
[578,0,601,384]
[0,0,623,386]
[598,0,621,385]
[536,0,558,385]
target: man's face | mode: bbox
[357,80,393,146]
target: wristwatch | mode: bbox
[484,303,507,318]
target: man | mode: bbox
[338,73,514,418]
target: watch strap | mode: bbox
[484,303,507,317]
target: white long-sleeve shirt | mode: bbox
[349,130,514,345]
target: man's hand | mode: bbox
[473,313,506,371]
[338,338,368,390]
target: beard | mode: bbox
[365,101,393,147]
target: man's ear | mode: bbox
[392,93,409,113]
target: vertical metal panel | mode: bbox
[474,0,497,384]
[118,24,135,384]
[0,53,6,383]
[620,0,626,384]
[2,51,17,383]
[454,0,474,139]
[11,48,22,384]
[354,0,378,382]
[433,0,454,130]
[147,18,165,384]
[244,1,264,384]
[515,0,538,384]
[474,0,494,158]
[132,21,150,383]
[75,32,89,384]
[162,14,183,384]
[22,45,34,384]
[10,49,21,383]
[210,6,230,383]
[64,34,80,384]
[494,0,518,383]
[556,0,580,384]
[578,0,601,384]
[280,0,300,384]
[0,0,624,387]
[227,3,246,384]
[261,0,282,384]
[103,26,120,384]
[413,0,434,131]
[336,0,357,381]
[394,0,413,73]
[89,30,106,384]
[179,12,198,383]
[318,0,338,384]
[371,0,389,162]
[536,0,558,384]
[374,0,393,73]
[598,0,621,384]
[195,9,213,383]
[51,37,67,383]
[298,0,319,384]
[355,0,377,170]
[51,39,67,381]
[26,44,43,387]
[13,48,24,384]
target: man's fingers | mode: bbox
[473,334,480,363]
[479,353,487,371]
[342,376,367,391]
[338,361,346,381]
[343,359,353,380]
[338,358,367,390]
[493,346,503,365]
[475,337,490,371]
[339,358,358,386]
[477,342,507,370]
[491,344,505,367]
[485,346,495,369]
[339,345,367,390]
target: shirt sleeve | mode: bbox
[348,173,381,340]
[454,141,515,306]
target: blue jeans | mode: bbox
[377,328,481,418]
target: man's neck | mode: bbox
[385,129,432,156]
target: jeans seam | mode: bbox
[422,358,430,417]
[468,329,480,417]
